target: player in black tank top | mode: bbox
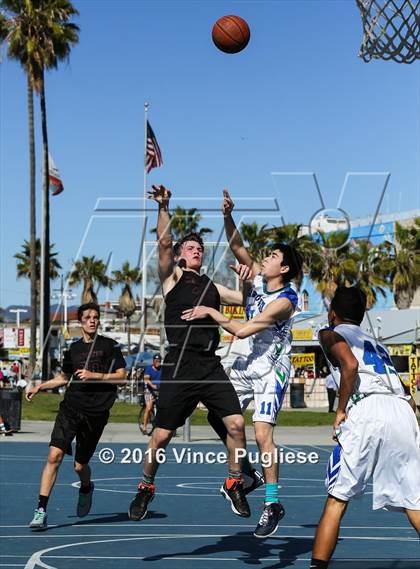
[128,185,251,523]
[164,270,220,356]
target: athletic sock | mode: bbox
[141,472,155,486]
[264,482,279,504]
[310,559,328,569]
[226,470,242,489]
[79,482,92,494]
[0,422,5,431]
[37,495,49,511]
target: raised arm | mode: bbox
[148,185,181,293]
[222,189,261,278]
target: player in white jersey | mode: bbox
[310,287,420,569]
[182,189,303,538]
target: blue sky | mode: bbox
[1,0,419,307]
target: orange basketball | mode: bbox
[212,15,251,54]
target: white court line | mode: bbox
[4,534,416,540]
[20,534,420,569]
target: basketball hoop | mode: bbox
[356,0,419,63]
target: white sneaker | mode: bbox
[29,509,48,530]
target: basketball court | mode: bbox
[0,441,418,569]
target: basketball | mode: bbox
[212,15,250,54]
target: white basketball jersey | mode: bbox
[245,274,301,368]
[321,324,405,398]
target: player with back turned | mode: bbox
[310,287,420,569]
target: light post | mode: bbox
[10,309,28,328]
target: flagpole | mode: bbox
[140,102,149,352]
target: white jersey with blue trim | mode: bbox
[321,324,405,398]
[244,274,301,373]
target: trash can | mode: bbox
[0,389,22,431]
[290,383,306,409]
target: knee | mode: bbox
[151,427,173,447]
[47,448,64,467]
[255,431,273,451]
[226,415,245,438]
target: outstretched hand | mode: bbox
[181,306,213,321]
[229,263,252,281]
[222,189,234,216]
[148,184,172,206]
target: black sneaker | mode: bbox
[253,502,285,538]
[220,479,251,518]
[128,483,155,521]
[243,469,265,495]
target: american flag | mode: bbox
[48,153,64,196]
[145,121,163,173]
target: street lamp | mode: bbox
[52,277,76,328]
[10,309,28,328]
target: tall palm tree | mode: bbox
[1,5,37,375]
[68,256,110,305]
[14,239,61,309]
[1,0,79,378]
[151,206,213,242]
[239,222,270,261]
[309,232,359,306]
[379,218,420,309]
[112,262,142,354]
[351,239,388,309]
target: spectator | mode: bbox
[140,354,162,435]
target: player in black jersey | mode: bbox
[128,185,251,522]
[26,303,127,530]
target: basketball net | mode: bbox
[356,0,419,63]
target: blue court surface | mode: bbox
[0,442,418,568]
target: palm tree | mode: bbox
[68,256,110,304]
[378,218,420,309]
[309,232,359,306]
[239,222,270,261]
[112,262,142,354]
[351,239,388,309]
[1,0,79,378]
[151,206,213,241]
[14,239,61,311]
[1,5,36,375]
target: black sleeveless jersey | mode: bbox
[164,271,221,353]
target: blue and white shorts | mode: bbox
[229,356,289,424]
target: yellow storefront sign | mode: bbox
[222,306,245,319]
[292,328,313,341]
[291,353,315,366]
[388,345,412,357]
[409,355,417,397]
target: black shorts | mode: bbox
[50,401,109,464]
[154,350,242,430]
